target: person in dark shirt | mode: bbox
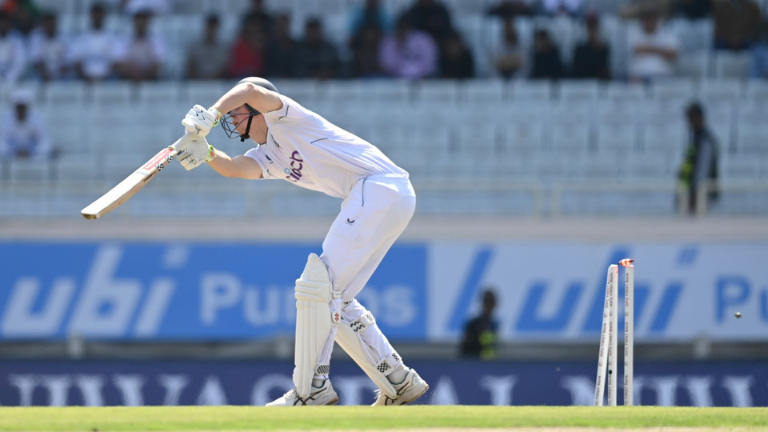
[531,29,563,80]
[678,102,719,214]
[572,13,611,80]
[406,0,454,46]
[247,0,274,31]
[350,23,385,78]
[460,289,499,359]
[266,13,297,78]
[439,31,475,79]
[676,0,712,19]
[294,17,341,79]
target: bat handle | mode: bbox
[169,132,195,152]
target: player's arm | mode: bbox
[211,82,283,117]
[208,149,263,180]
[176,135,262,179]
[181,84,283,138]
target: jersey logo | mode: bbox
[265,154,274,164]
[346,218,355,225]
[284,151,304,183]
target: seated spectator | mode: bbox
[294,18,341,80]
[29,12,69,81]
[350,23,385,78]
[572,13,611,80]
[246,0,274,31]
[678,102,719,214]
[228,15,267,79]
[440,31,475,79]
[186,15,229,80]
[530,29,564,80]
[1,0,39,34]
[539,0,583,17]
[460,288,499,360]
[0,91,52,160]
[492,17,525,79]
[350,0,390,40]
[266,13,297,78]
[627,7,679,82]
[751,21,768,79]
[69,3,121,82]
[379,14,438,79]
[0,11,26,87]
[406,0,454,46]
[713,0,760,51]
[114,10,166,81]
[675,0,712,20]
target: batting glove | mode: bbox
[177,135,216,171]
[181,105,221,138]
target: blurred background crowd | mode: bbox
[1,0,767,83]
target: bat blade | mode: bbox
[81,134,191,219]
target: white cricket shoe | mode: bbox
[372,369,429,406]
[266,380,339,406]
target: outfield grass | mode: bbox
[1,406,768,432]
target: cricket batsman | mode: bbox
[177,77,429,406]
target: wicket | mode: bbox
[594,258,634,406]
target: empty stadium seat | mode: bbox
[676,52,711,79]
[557,80,601,101]
[700,79,743,102]
[714,52,751,79]
[464,80,505,105]
[745,79,768,101]
[642,121,686,155]
[8,159,54,185]
[595,123,638,154]
[137,82,182,106]
[91,82,135,107]
[503,123,546,154]
[736,124,768,155]
[508,81,552,100]
[548,123,591,155]
[414,81,460,104]
[55,152,101,183]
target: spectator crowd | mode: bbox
[0,0,767,86]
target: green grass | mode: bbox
[0,406,767,431]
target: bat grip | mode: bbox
[170,132,195,152]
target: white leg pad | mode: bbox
[335,307,399,399]
[293,253,334,398]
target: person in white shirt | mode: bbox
[0,11,26,87]
[29,12,70,81]
[627,8,680,82]
[176,77,428,407]
[69,3,121,82]
[0,91,52,159]
[114,10,166,81]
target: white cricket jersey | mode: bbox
[244,95,407,199]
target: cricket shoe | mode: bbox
[266,380,339,406]
[372,369,429,406]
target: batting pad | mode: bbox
[335,308,400,398]
[293,253,334,398]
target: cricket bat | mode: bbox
[81,133,194,219]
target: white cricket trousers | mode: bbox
[315,173,416,377]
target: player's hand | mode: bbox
[177,135,216,171]
[181,105,221,138]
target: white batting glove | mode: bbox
[176,135,216,171]
[181,105,221,138]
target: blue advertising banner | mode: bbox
[0,360,765,407]
[0,243,427,340]
[2,241,768,342]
